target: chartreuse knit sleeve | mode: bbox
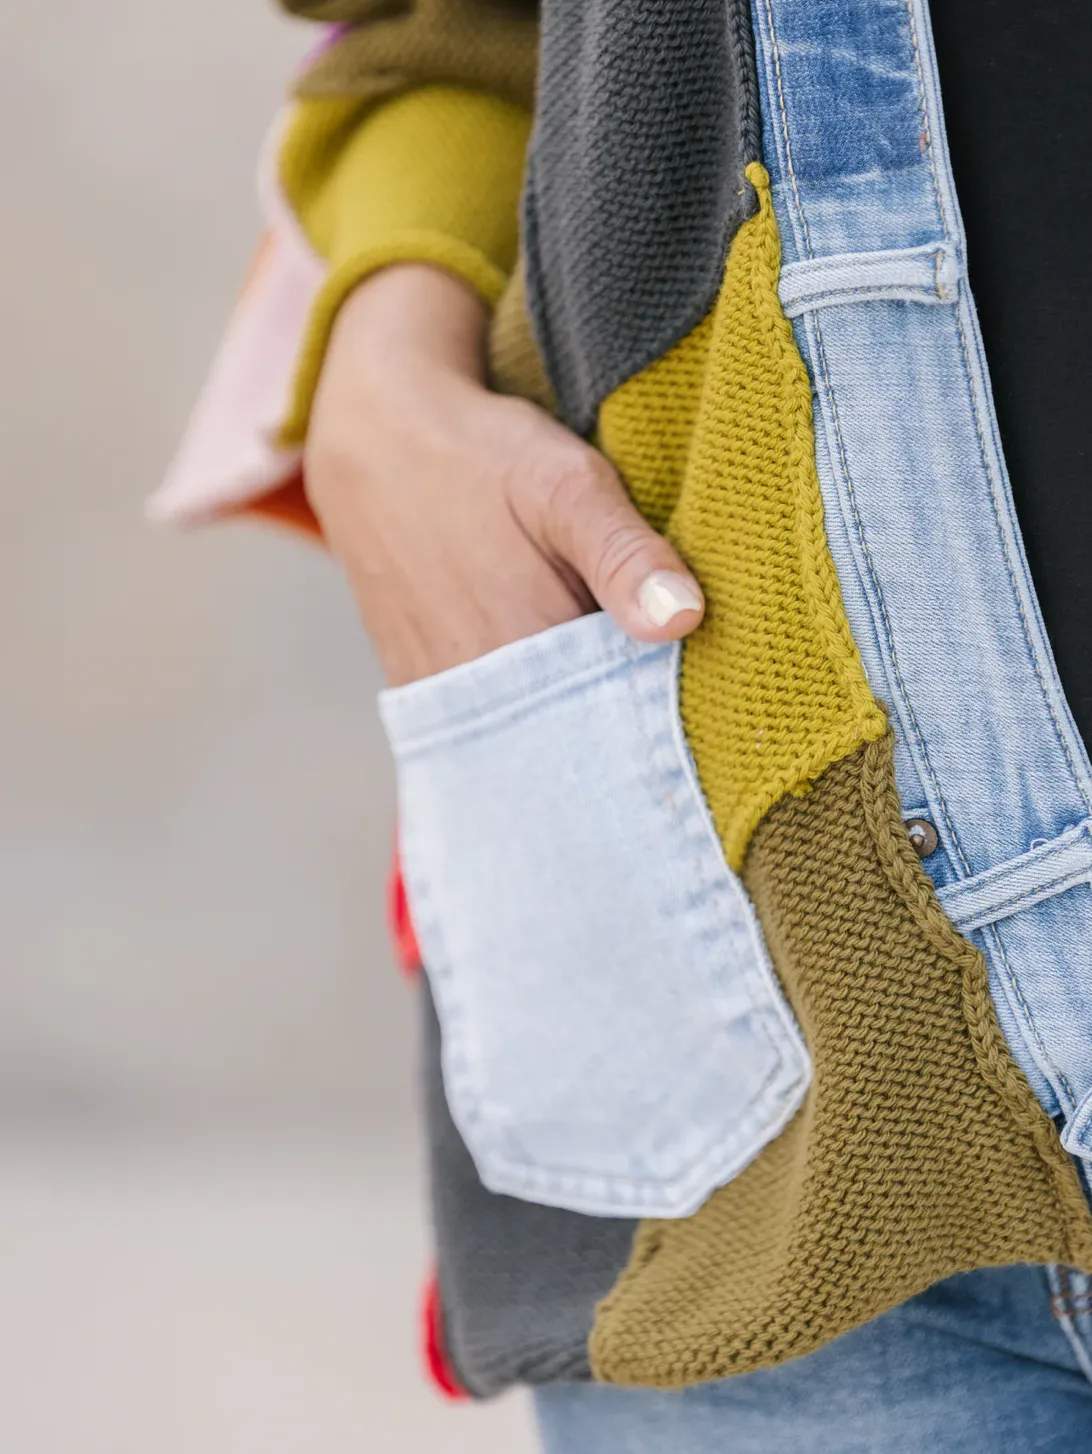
[277,85,533,445]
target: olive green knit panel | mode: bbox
[588,733,1092,1387]
[280,0,412,20]
[292,0,539,109]
[600,164,887,870]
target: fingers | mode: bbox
[528,448,705,643]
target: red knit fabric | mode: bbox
[388,845,422,977]
[422,1271,468,1400]
[241,467,323,540]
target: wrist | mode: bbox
[335,263,491,381]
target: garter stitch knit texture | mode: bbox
[522,0,759,430]
[286,0,539,109]
[601,166,888,869]
[587,167,1092,1385]
[589,735,1092,1386]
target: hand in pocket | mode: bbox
[380,614,811,1217]
[305,263,705,686]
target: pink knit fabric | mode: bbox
[148,115,324,526]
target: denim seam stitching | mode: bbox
[952,305,1090,812]
[759,0,971,873]
[781,244,953,309]
[892,1,976,867]
[949,868,1092,928]
[940,825,1086,896]
[985,918,1075,1111]
[408,644,803,1210]
[904,0,949,238]
[810,316,971,874]
[907,0,1090,813]
[784,278,947,308]
[387,651,646,756]
[1048,1264,1092,1385]
[783,242,948,276]
[760,0,813,260]
[903,0,1083,1104]
[758,0,1074,1103]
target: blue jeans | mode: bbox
[533,1266,1092,1452]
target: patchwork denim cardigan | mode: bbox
[154,0,1092,1400]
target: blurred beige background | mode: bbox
[0,3,534,1448]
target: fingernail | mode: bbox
[637,570,704,628]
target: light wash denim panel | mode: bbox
[379,613,810,1219]
[752,0,1092,1181]
[534,1265,1092,1454]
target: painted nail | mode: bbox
[637,570,704,628]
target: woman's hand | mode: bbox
[305,263,704,687]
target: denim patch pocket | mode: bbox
[378,613,811,1218]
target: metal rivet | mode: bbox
[905,817,939,858]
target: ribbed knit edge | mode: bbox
[277,235,508,447]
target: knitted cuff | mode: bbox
[276,85,531,444]
[278,235,508,446]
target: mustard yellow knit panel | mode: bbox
[281,88,530,275]
[277,87,531,444]
[598,164,887,869]
[596,311,712,536]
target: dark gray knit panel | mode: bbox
[524,0,761,433]
[420,982,637,1398]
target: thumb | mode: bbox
[535,450,705,643]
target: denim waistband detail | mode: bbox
[937,821,1092,936]
[778,241,961,318]
[753,0,1092,1135]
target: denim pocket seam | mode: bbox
[432,647,806,1206]
[461,1052,798,1210]
[387,650,647,758]
[380,616,660,758]
[394,618,811,1218]
[661,643,809,1060]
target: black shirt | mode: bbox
[929,2,1092,747]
